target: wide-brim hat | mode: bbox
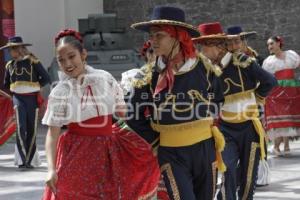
[226,26,257,39]
[0,36,32,50]
[192,22,227,43]
[131,6,200,38]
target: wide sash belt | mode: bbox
[275,69,294,80]
[151,117,227,172]
[68,115,112,136]
[221,105,266,160]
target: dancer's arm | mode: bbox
[45,126,60,194]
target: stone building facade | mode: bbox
[104,0,300,58]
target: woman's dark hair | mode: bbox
[54,29,84,53]
[269,36,283,49]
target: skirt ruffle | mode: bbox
[265,86,300,131]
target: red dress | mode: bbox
[0,91,16,145]
[42,115,160,200]
[263,51,300,139]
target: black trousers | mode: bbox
[217,120,260,200]
[13,94,38,165]
[158,138,217,200]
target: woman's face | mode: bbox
[267,38,281,54]
[149,27,177,57]
[56,43,87,79]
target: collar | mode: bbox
[221,52,232,68]
[156,56,197,73]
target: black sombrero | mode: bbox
[226,26,257,39]
[0,36,32,50]
[131,6,200,38]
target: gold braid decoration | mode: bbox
[242,142,259,200]
[224,78,243,94]
[24,54,40,64]
[131,63,154,88]
[5,60,13,69]
[188,89,209,104]
[246,46,258,58]
[232,52,255,68]
[198,53,223,77]
[161,163,181,200]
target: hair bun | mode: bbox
[55,29,83,45]
[140,40,152,57]
[276,36,284,47]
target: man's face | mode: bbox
[201,39,227,64]
[149,26,177,57]
[240,40,248,52]
[226,36,243,53]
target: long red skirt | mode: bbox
[265,86,300,130]
[42,123,160,200]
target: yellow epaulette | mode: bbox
[198,52,223,77]
[24,54,40,64]
[29,55,40,64]
[131,62,154,88]
[232,52,256,68]
[5,60,13,69]
[247,46,258,57]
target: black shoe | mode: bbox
[18,164,26,168]
[26,164,34,169]
[256,184,269,187]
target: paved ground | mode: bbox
[1,125,300,200]
[0,125,47,200]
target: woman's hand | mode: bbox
[45,170,58,194]
[0,89,12,100]
[115,104,127,119]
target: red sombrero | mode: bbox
[192,22,227,43]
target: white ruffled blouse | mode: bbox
[42,65,124,127]
[262,50,300,74]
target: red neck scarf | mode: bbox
[153,26,196,96]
